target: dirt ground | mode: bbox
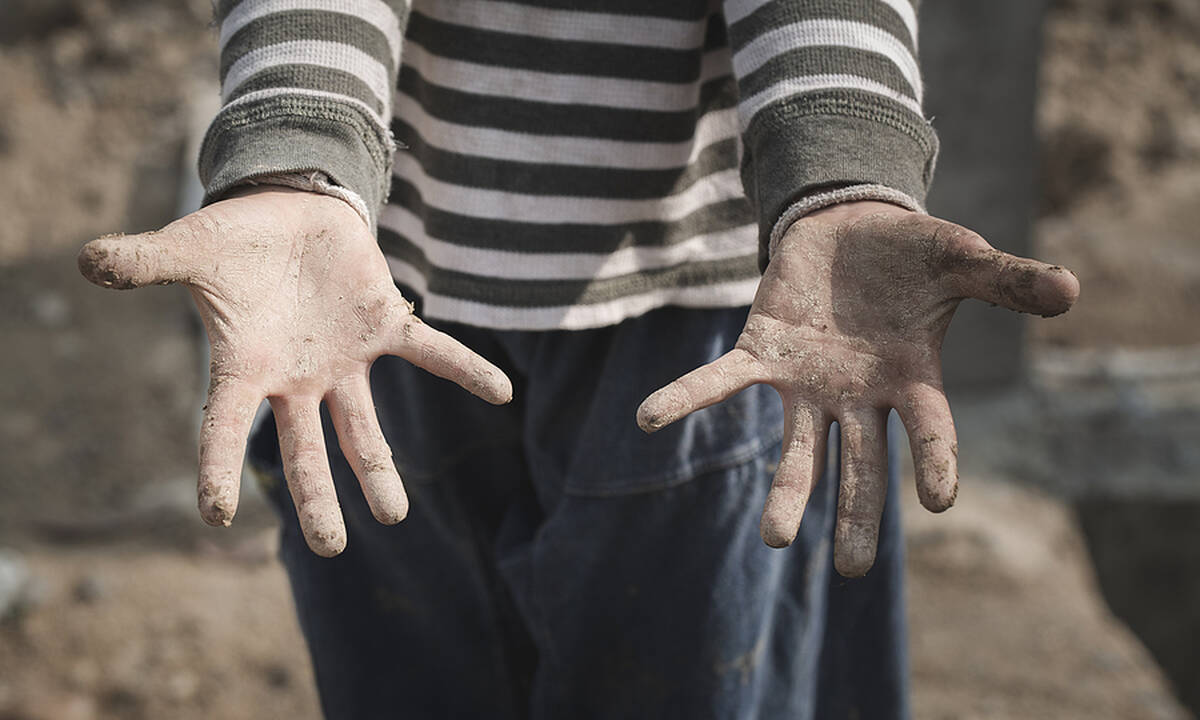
[1035,0,1200,347]
[0,0,1197,718]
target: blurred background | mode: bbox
[0,0,1196,717]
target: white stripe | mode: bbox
[387,256,760,330]
[219,86,392,137]
[413,0,708,50]
[220,0,405,65]
[723,0,919,46]
[738,73,924,131]
[223,40,394,109]
[393,152,746,225]
[733,19,921,101]
[380,204,756,280]
[402,41,731,112]
[878,0,919,45]
[395,93,740,170]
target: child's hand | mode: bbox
[78,186,512,557]
[638,202,1078,577]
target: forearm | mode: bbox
[722,0,938,265]
[199,0,411,231]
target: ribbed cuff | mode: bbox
[742,90,938,270]
[242,171,372,229]
[199,93,394,233]
[767,183,924,259]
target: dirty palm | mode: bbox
[78,191,1077,576]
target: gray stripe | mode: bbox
[491,0,711,21]
[395,117,741,199]
[227,63,385,115]
[406,10,712,83]
[388,178,756,253]
[727,0,917,56]
[220,9,396,80]
[398,67,737,143]
[413,0,712,47]
[380,228,760,307]
[215,0,243,23]
[736,45,918,103]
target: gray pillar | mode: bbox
[919,0,1048,390]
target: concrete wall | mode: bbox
[920,0,1048,390]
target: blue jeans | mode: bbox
[248,305,909,719]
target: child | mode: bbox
[79,1,1078,716]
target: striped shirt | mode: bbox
[201,0,937,330]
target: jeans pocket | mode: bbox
[561,381,785,497]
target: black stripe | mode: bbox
[397,67,736,143]
[393,117,741,199]
[737,45,918,101]
[727,0,917,56]
[221,10,395,80]
[406,11,707,83]
[704,10,728,51]
[228,64,385,115]
[380,230,759,307]
[216,0,241,23]
[384,177,756,253]
[483,0,713,22]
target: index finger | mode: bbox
[637,349,766,433]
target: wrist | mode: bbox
[235,172,372,230]
[768,185,924,260]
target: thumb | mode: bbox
[936,223,1080,317]
[636,349,763,433]
[78,230,193,290]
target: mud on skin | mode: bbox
[638,201,1078,577]
[78,186,514,558]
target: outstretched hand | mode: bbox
[78,186,512,556]
[637,201,1078,577]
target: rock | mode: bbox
[71,574,106,605]
[905,478,1192,719]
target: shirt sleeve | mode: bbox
[198,0,410,231]
[722,0,939,263]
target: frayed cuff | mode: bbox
[767,184,924,259]
[243,171,372,229]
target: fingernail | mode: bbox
[368,478,409,526]
[760,517,798,549]
[297,509,347,558]
[198,487,237,527]
[636,396,672,433]
[834,535,876,577]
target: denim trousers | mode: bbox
[248,304,909,720]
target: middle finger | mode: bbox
[834,407,889,577]
[272,396,348,557]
